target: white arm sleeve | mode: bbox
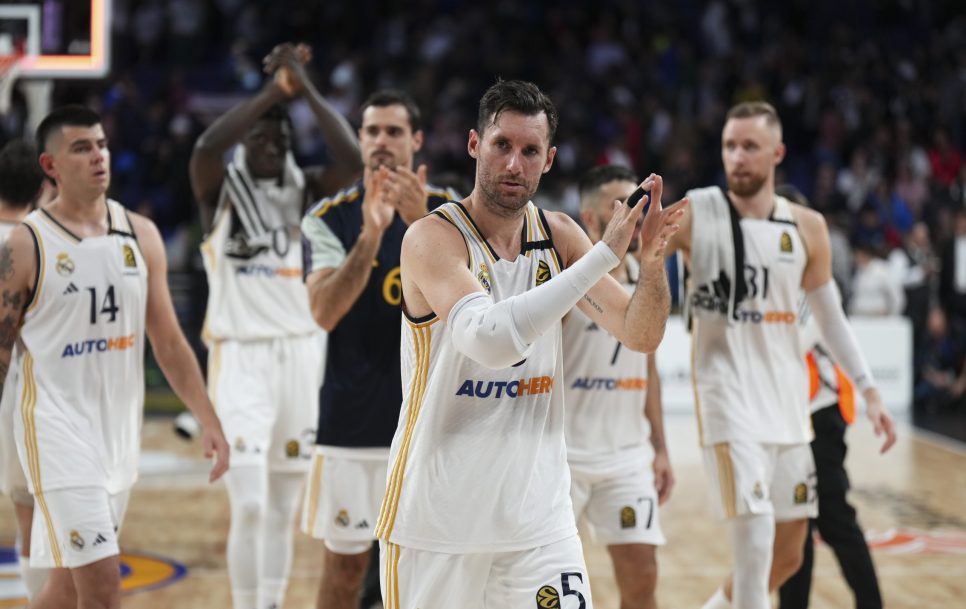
[805,280,876,392]
[448,241,620,369]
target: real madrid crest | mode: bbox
[56,252,76,276]
[477,263,491,293]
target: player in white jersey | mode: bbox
[564,165,674,609]
[663,102,897,609]
[378,80,686,608]
[190,43,362,609]
[0,106,229,609]
[0,139,53,602]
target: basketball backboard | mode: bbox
[0,0,110,79]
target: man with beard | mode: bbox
[662,101,897,609]
[191,42,362,609]
[299,89,458,609]
[375,79,685,606]
[564,165,674,609]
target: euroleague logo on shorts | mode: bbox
[455,376,554,399]
[536,585,560,608]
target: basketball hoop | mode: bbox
[0,55,22,116]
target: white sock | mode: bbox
[258,578,284,609]
[258,471,306,609]
[18,555,49,601]
[701,587,731,609]
[226,465,266,609]
[730,514,774,609]
[231,588,258,609]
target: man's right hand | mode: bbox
[361,166,395,237]
[599,174,655,259]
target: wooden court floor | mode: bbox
[2,414,965,608]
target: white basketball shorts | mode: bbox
[703,440,817,521]
[30,486,130,569]
[208,333,323,472]
[570,456,666,546]
[380,534,593,609]
[301,446,388,554]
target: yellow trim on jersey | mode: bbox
[19,352,62,566]
[36,211,81,245]
[312,190,361,218]
[690,318,705,446]
[306,452,324,534]
[376,323,431,538]
[426,188,455,200]
[391,542,401,608]
[207,341,223,409]
[714,443,738,518]
[450,204,498,264]
[22,220,45,314]
[403,315,439,329]
[435,207,496,265]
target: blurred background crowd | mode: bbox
[1,0,964,413]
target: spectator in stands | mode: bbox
[849,242,905,317]
[914,307,966,412]
[940,208,966,333]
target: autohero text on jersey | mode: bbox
[61,334,136,358]
[455,375,554,399]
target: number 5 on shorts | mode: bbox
[536,571,588,609]
[561,572,587,608]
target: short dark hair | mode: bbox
[35,105,102,153]
[578,165,638,199]
[775,184,808,206]
[0,139,44,207]
[360,89,422,132]
[725,101,782,136]
[477,79,558,144]
[259,103,291,126]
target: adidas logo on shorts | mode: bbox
[92,533,108,547]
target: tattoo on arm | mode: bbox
[584,294,603,315]
[0,245,13,280]
[0,245,28,385]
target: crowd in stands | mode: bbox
[1,0,964,410]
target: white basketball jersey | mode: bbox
[14,201,148,494]
[200,184,316,341]
[376,201,577,553]
[563,273,651,470]
[691,196,811,445]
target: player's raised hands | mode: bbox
[636,174,687,264]
[384,164,429,226]
[263,42,312,97]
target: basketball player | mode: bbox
[661,101,897,609]
[190,43,362,609]
[0,106,229,609]
[565,165,674,609]
[777,186,883,609]
[375,79,685,607]
[0,138,51,601]
[299,88,459,609]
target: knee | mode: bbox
[322,549,369,590]
[613,548,658,604]
[230,495,263,527]
[625,561,658,600]
[773,543,805,581]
